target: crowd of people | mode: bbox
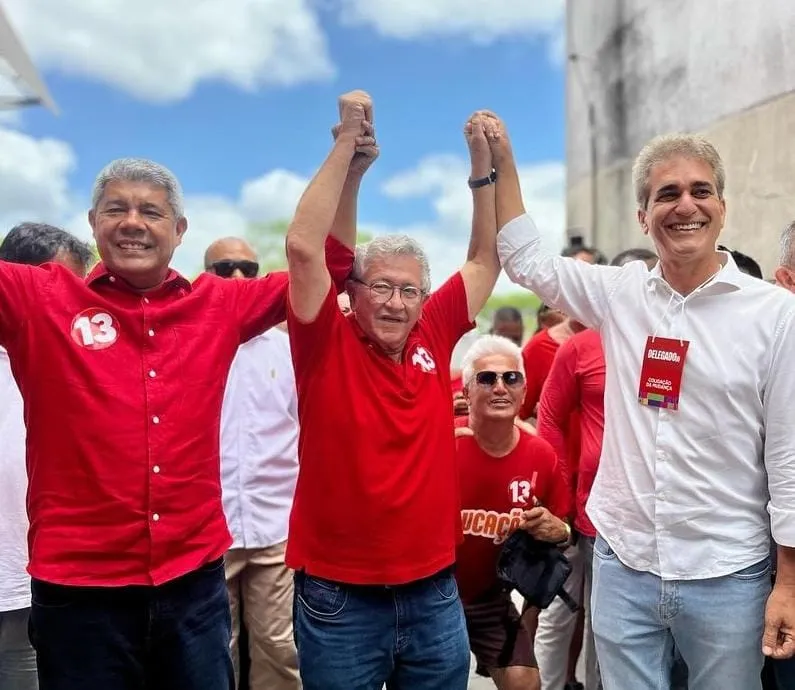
[0,89,794,690]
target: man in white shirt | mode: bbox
[485,114,795,690]
[0,223,92,690]
[204,237,300,690]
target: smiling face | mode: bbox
[89,180,187,290]
[465,353,526,422]
[638,156,725,268]
[349,254,426,356]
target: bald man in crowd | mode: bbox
[205,237,301,690]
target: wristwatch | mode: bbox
[468,169,497,189]
[556,522,572,548]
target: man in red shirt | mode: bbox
[3,98,359,690]
[285,98,502,690]
[456,334,571,690]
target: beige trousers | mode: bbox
[225,542,300,690]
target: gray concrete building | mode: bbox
[565,0,795,275]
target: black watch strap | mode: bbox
[468,169,497,189]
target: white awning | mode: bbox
[0,4,57,112]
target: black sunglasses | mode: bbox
[209,260,259,278]
[474,370,525,387]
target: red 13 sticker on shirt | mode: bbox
[70,309,120,350]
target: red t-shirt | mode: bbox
[537,329,605,537]
[520,328,581,475]
[455,431,571,604]
[0,238,353,586]
[519,329,560,420]
[286,273,473,585]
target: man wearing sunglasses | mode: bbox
[203,236,301,690]
[285,98,503,689]
[456,334,571,690]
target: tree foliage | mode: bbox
[246,219,373,273]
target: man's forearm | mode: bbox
[287,136,356,255]
[493,151,526,231]
[328,173,362,251]
[777,545,795,587]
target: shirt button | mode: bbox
[152,513,160,522]
[153,465,160,474]
[152,416,160,424]
[148,370,156,378]
[143,297,150,304]
[148,329,155,337]
[109,276,116,283]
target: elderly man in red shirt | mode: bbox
[285,95,503,690]
[1,100,363,690]
[456,334,571,690]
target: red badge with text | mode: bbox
[638,336,689,411]
[70,309,120,350]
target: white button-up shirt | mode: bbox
[0,348,30,610]
[498,214,795,580]
[221,328,298,550]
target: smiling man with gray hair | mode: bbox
[490,118,795,690]
[0,143,357,689]
[285,97,504,689]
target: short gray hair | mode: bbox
[91,158,185,218]
[352,234,431,293]
[780,220,795,268]
[632,134,725,210]
[461,335,525,386]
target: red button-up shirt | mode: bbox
[0,238,352,587]
[537,329,605,537]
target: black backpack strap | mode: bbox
[557,588,580,613]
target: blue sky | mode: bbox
[1,0,566,290]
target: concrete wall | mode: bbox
[566,0,795,274]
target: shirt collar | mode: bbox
[86,263,192,293]
[645,250,744,295]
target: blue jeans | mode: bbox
[293,568,471,690]
[591,535,770,690]
[0,607,38,690]
[29,558,234,690]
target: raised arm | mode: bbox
[286,90,375,323]
[329,115,379,252]
[488,119,620,330]
[459,112,500,321]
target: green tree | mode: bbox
[246,219,373,273]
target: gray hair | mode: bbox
[632,134,725,210]
[352,234,431,293]
[780,220,795,268]
[461,335,525,386]
[91,158,185,218]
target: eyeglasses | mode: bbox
[474,370,525,387]
[208,260,259,278]
[353,279,425,305]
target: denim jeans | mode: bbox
[0,607,38,690]
[591,535,770,690]
[293,567,471,690]
[29,558,234,690]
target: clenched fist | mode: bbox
[481,113,515,170]
[338,90,373,137]
[333,90,378,176]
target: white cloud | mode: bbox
[240,170,309,221]
[0,126,77,231]
[379,154,566,292]
[0,126,564,295]
[3,0,334,102]
[337,0,564,44]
